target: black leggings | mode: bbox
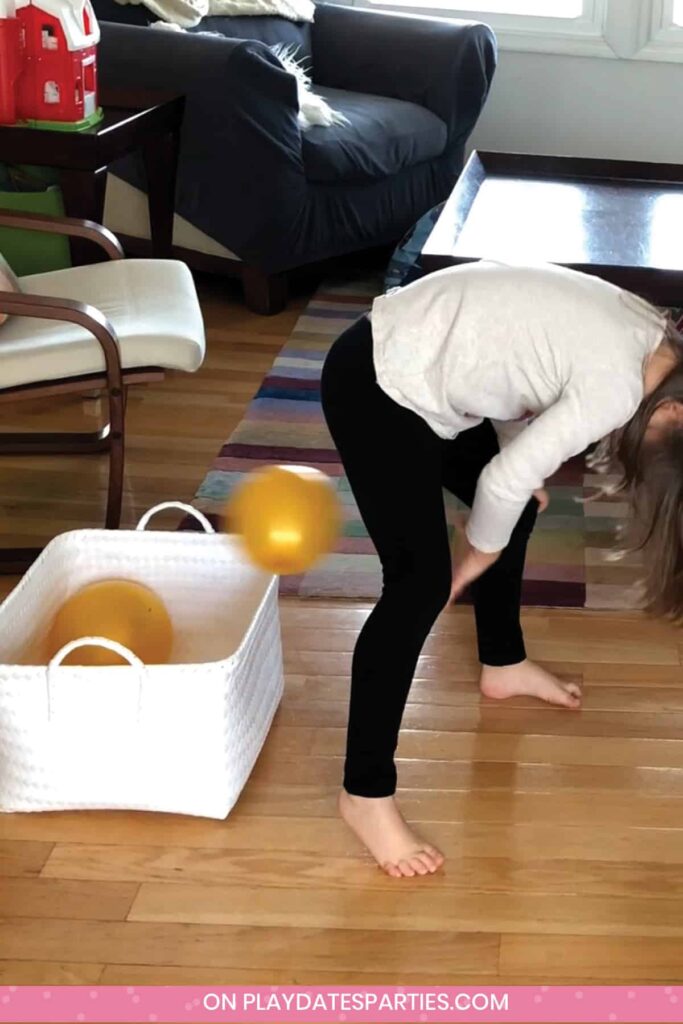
[320,315,538,798]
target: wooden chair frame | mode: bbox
[0,210,164,574]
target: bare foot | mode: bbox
[338,789,445,878]
[480,659,582,709]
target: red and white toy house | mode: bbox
[0,0,101,128]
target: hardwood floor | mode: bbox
[0,276,306,576]
[1,275,683,986]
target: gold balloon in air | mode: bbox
[226,464,341,575]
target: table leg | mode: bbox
[142,129,179,259]
[59,166,108,266]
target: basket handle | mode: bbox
[136,501,215,535]
[47,637,145,722]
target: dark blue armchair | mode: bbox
[96,2,496,312]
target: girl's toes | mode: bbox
[566,683,582,699]
[398,859,416,877]
[418,850,439,871]
[383,861,402,879]
[424,844,445,866]
[416,851,439,874]
[553,686,578,708]
[409,856,430,876]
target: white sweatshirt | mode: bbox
[370,260,667,553]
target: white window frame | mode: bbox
[344,0,683,61]
[637,0,683,60]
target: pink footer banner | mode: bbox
[1,987,683,1023]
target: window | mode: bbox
[640,0,683,60]
[83,59,95,93]
[371,0,589,16]
[352,0,683,60]
[430,0,582,13]
[44,81,60,105]
[41,24,57,50]
[361,0,608,56]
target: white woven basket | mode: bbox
[0,503,284,818]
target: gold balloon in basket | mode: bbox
[225,465,341,575]
[47,579,174,666]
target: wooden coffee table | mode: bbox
[0,89,184,265]
[422,151,683,306]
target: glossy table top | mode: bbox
[423,152,683,288]
[452,175,683,271]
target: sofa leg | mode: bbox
[242,266,288,315]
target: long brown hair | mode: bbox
[607,317,683,619]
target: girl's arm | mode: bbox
[490,418,530,450]
[466,378,641,555]
[491,418,549,511]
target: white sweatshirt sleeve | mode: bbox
[490,419,529,450]
[466,380,640,553]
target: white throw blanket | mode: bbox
[146,23,349,130]
[115,0,314,27]
[271,43,349,130]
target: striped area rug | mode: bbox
[191,278,681,609]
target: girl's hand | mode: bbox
[533,487,550,512]
[448,540,501,605]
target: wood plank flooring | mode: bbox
[1,274,682,985]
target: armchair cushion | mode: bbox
[302,88,447,184]
[1,260,204,390]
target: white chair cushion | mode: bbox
[1,259,205,390]
[0,251,22,328]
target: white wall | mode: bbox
[468,50,683,162]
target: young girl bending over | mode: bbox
[320,260,683,879]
